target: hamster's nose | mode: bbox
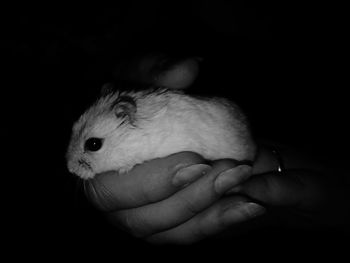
[67,160,75,174]
[68,166,74,174]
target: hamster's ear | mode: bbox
[112,95,137,123]
[100,83,115,96]
[154,57,202,89]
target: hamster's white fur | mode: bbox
[66,88,256,179]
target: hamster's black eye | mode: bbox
[84,138,104,152]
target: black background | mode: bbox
[4,1,349,260]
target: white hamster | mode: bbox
[66,86,256,180]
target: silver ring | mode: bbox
[271,148,285,174]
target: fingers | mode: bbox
[228,170,326,210]
[146,197,265,245]
[107,162,253,238]
[84,151,206,211]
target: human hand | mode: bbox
[229,145,350,229]
[83,152,266,244]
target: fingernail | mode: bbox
[215,165,252,194]
[240,202,266,217]
[224,185,243,195]
[172,164,211,187]
[224,202,266,218]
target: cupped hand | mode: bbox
[84,152,265,244]
[229,146,350,229]
[229,169,348,228]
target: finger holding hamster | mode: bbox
[105,162,253,238]
[146,196,265,245]
[84,151,207,211]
